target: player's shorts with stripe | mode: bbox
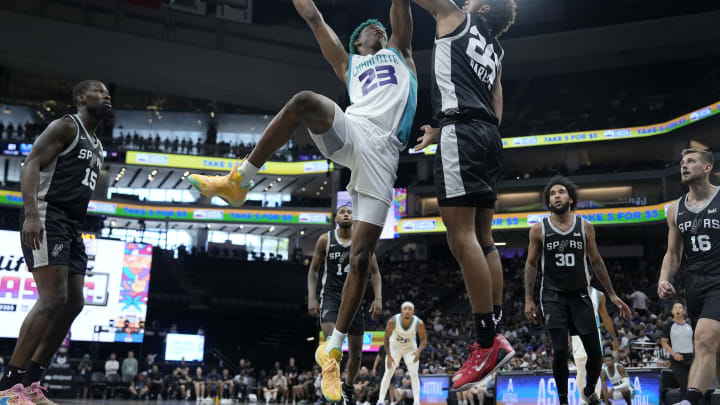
[20,202,87,274]
[320,293,365,336]
[540,289,597,335]
[434,119,503,208]
[309,103,397,227]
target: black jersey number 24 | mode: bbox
[465,25,498,89]
[81,168,97,191]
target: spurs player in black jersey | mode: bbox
[307,205,383,405]
[524,176,630,405]
[658,149,720,405]
[410,0,517,391]
[0,81,109,403]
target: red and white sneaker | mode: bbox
[451,334,515,392]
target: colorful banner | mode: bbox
[0,190,332,225]
[0,231,152,343]
[496,369,661,405]
[319,331,385,352]
[125,151,334,174]
[410,101,720,154]
[397,201,672,234]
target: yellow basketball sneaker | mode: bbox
[187,162,253,207]
[315,342,342,402]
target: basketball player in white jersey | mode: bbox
[572,285,619,402]
[186,1,417,402]
[599,353,633,405]
[378,302,427,405]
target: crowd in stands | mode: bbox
[38,246,683,403]
[111,131,325,162]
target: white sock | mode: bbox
[326,328,347,353]
[238,160,260,188]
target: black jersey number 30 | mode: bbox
[81,168,97,191]
[555,253,576,267]
[465,25,498,90]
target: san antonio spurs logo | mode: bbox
[556,240,570,253]
[690,218,702,234]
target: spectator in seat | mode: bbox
[193,366,207,400]
[129,371,150,399]
[148,364,165,399]
[263,378,279,404]
[291,371,312,404]
[286,357,299,387]
[395,376,413,405]
[627,288,649,317]
[272,369,288,402]
[177,366,192,400]
[121,351,138,381]
[354,366,372,404]
[105,353,119,376]
[221,367,234,399]
[77,354,92,399]
[144,353,155,373]
[207,367,221,399]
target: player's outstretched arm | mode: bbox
[409,0,460,20]
[388,0,417,75]
[369,255,383,320]
[307,232,328,317]
[598,292,619,351]
[584,220,631,319]
[492,65,503,124]
[658,202,682,299]
[409,0,465,36]
[524,223,542,322]
[292,0,349,83]
[20,117,75,250]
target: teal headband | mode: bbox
[348,19,387,54]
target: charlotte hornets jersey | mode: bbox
[390,314,420,348]
[603,364,624,387]
[346,47,417,148]
[38,114,104,222]
[320,229,351,303]
[676,189,720,276]
[431,13,503,126]
[540,216,590,292]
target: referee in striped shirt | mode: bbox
[661,301,694,393]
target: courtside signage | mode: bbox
[0,190,670,228]
[0,190,331,225]
[125,151,334,174]
[396,201,672,233]
[411,101,720,154]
